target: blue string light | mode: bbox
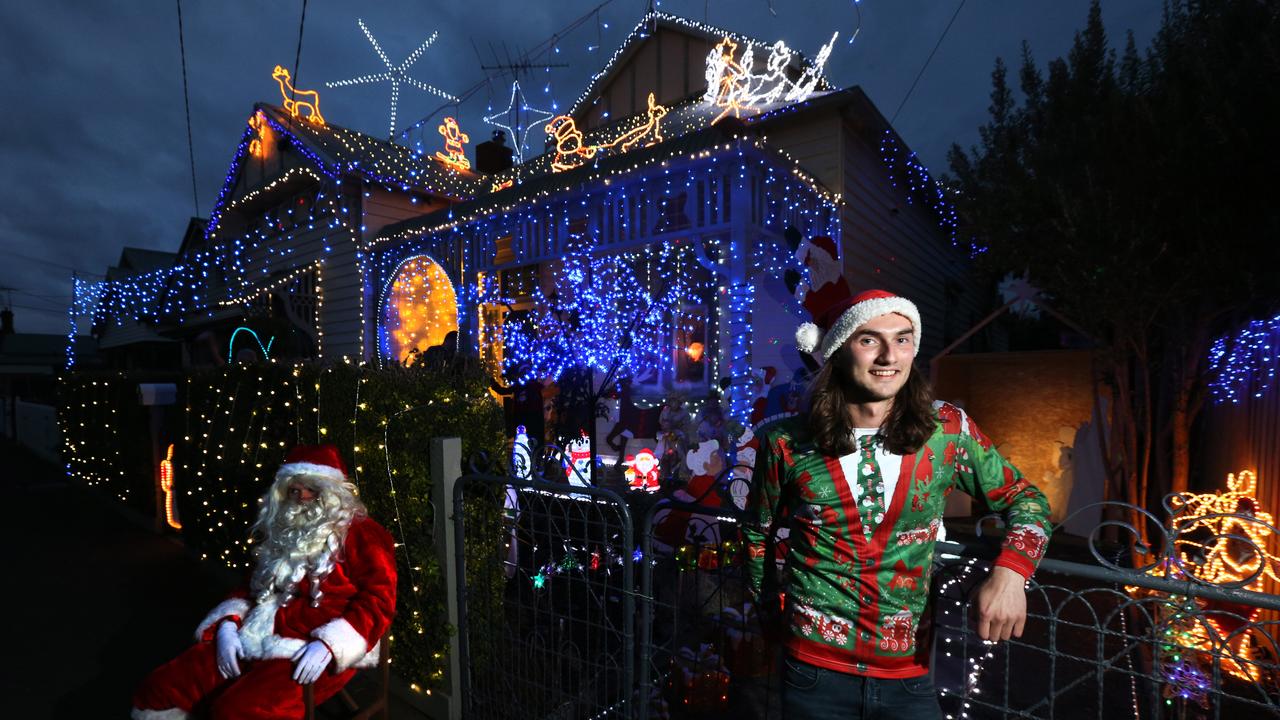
[1208,313,1280,405]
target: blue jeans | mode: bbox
[782,656,942,720]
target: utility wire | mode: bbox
[6,250,104,278]
[291,0,309,103]
[176,0,200,217]
[891,0,966,124]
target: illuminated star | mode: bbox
[326,19,458,138]
[483,81,554,163]
[532,572,546,589]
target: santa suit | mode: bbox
[132,517,397,720]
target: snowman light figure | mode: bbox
[563,430,593,487]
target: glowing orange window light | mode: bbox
[160,443,181,530]
[382,256,460,364]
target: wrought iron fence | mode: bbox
[452,446,1280,720]
[454,450,637,719]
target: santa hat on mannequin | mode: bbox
[795,287,922,361]
[275,444,351,488]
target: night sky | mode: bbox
[0,1,1162,335]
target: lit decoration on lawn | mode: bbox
[271,65,326,125]
[624,448,660,492]
[483,81,554,164]
[498,241,706,386]
[703,32,838,124]
[247,110,273,157]
[159,443,181,530]
[1208,313,1280,405]
[434,117,471,171]
[563,431,592,486]
[379,255,459,365]
[1163,470,1278,683]
[325,20,457,137]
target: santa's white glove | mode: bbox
[215,621,244,679]
[291,640,333,684]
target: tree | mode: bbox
[948,0,1280,544]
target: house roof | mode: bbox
[106,247,177,282]
[254,104,483,200]
[568,11,834,119]
[374,113,838,246]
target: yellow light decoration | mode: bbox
[547,92,667,173]
[604,92,667,152]
[382,256,459,364]
[1147,470,1279,682]
[547,115,597,172]
[160,443,182,530]
[247,110,273,157]
[491,179,514,192]
[434,117,471,171]
[272,65,325,125]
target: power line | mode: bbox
[175,0,200,216]
[891,0,966,124]
[5,250,104,278]
[291,0,309,100]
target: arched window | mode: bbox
[379,255,459,365]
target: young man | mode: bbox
[744,288,1052,719]
[132,445,397,720]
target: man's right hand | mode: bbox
[215,620,244,679]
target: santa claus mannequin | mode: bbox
[132,445,397,719]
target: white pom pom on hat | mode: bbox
[796,288,922,361]
[795,322,822,353]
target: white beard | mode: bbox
[251,498,345,604]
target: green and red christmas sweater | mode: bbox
[743,400,1052,678]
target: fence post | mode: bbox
[430,436,463,720]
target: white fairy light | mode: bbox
[326,19,458,138]
[484,81,555,164]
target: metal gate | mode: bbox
[454,469,636,719]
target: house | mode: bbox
[75,11,984,463]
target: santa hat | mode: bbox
[275,444,349,487]
[795,288,922,361]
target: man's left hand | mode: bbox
[291,641,333,684]
[974,565,1027,642]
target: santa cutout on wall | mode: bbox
[784,226,848,325]
[624,448,661,492]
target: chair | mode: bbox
[303,634,390,720]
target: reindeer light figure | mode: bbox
[271,65,325,125]
[604,93,668,153]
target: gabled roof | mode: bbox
[568,11,834,119]
[106,247,177,281]
[253,104,482,199]
[374,115,839,246]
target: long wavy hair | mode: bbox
[249,474,366,606]
[805,343,937,457]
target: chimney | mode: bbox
[1,307,12,334]
[475,130,515,174]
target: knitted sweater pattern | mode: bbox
[743,401,1052,678]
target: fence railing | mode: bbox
[449,453,1280,719]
